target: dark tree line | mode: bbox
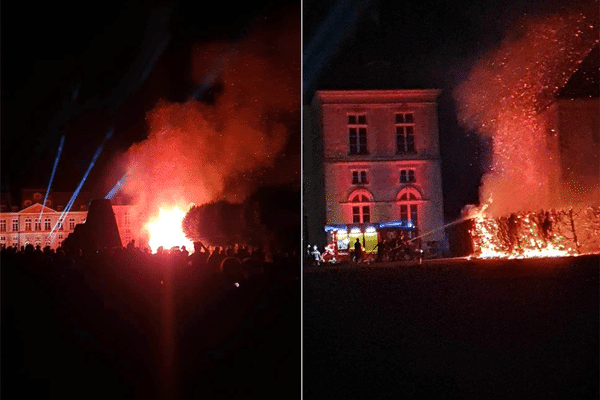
[182,185,301,253]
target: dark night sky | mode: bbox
[303,0,598,221]
[2,0,300,200]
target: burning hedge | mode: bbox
[470,206,600,259]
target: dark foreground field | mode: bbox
[303,255,599,400]
[2,251,300,400]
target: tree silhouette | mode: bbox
[182,200,246,246]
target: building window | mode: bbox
[25,218,32,231]
[44,218,51,231]
[12,219,19,232]
[58,218,64,230]
[397,187,420,228]
[0,220,6,232]
[351,194,371,223]
[124,212,130,225]
[396,113,415,153]
[352,170,368,184]
[352,205,371,224]
[348,114,368,155]
[69,218,76,230]
[1,236,6,242]
[35,219,42,231]
[400,169,416,183]
[399,204,418,225]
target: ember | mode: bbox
[454,5,599,259]
[470,206,600,259]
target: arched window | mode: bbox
[348,189,373,224]
[396,187,421,227]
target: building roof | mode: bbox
[557,43,599,99]
[315,89,441,104]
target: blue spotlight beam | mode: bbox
[48,130,113,240]
[105,171,130,200]
[39,135,65,223]
[303,0,370,99]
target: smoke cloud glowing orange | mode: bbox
[454,6,599,217]
[119,15,300,250]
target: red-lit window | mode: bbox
[398,187,420,227]
[12,219,19,231]
[44,218,51,231]
[0,220,6,232]
[35,219,41,231]
[400,204,418,225]
[351,194,371,223]
[396,113,415,153]
[348,114,368,155]
[400,169,415,183]
[352,170,368,184]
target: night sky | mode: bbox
[2,0,596,218]
[2,0,300,200]
[303,0,598,221]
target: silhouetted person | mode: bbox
[208,247,225,275]
[354,238,362,262]
[375,239,386,262]
[181,245,189,259]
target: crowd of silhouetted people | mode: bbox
[1,240,300,399]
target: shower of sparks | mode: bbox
[455,8,599,217]
[470,206,600,259]
[454,5,599,259]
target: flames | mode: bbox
[470,206,600,259]
[145,206,194,253]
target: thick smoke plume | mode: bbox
[454,4,599,216]
[120,16,300,240]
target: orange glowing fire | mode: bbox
[145,206,194,253]
[471,214,572,259]
[469,206,600,259]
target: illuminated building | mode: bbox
[540,97,599,207]
[310,89,445,255]
[0,189,138,249]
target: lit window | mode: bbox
[25,219,32,231]
[398,188,420,228]
[351,194,371,223]
[396,113,415,153]
[348,114,368,155]
[69,218,75,230]
[35,219,41,231]
[58,218,64,230]
[0,220,6,232]
[352,170,368,184]
[44,218,51,231]
[400,169,416,183]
